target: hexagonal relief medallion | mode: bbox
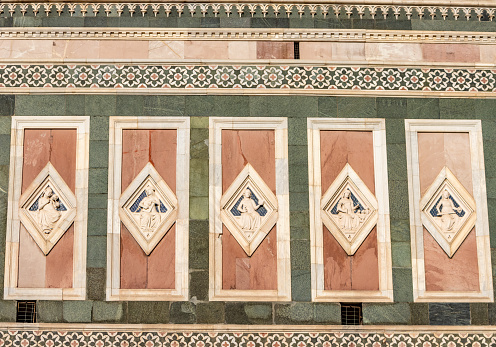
[220,164,278,256]
[321,163,378,256]
[420,167,476,258]
[19,162,77,255]
[119,163,178,255]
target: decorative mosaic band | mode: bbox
[1,329,494,346]
[1,64,495,94]
[0,3,494,21]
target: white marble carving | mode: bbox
[220,163,278,256]
[321,163,378,256]
[420,167,476,258]
[18,162,76,256]
[119,162,178,255]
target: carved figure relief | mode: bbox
[19,162,76,255]
[420,167,476,257]
[220,164,278,256]
[321,164,378,255]
[119,162,177,255]
[37,187,62,234]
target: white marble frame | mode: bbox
[308,118,393,302]
[405,119,493,303]
[106,117,189,301]
[4,116,90,300]
[209,117,291,302]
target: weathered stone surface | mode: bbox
[93,302,126,323]
[410,303,429,325]
[314,303,341,324]
[196,302,225,324]
[0,301,16,322]
[190,270,209,301]
[429,303,470,325]
[275,303,313,324]
[291,269,312,302]
[471,303,489,325]
[128,302,169,324]
[63,301,93,323]
[87,267,106,301]
[170,302,196,324]
[363,303,411,325]
[37,301,64,323]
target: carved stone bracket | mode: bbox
[119,162,178,255]
[18,162,76,255]
[420,166,476,258]
[220,163,278,256]
[321,163,378,256]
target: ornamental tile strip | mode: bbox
[0,3,494,21]
[1,64,495,93]
[0,329,495,346]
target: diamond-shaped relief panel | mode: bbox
[119,163,178,255]
[19,162,76,255]
[321,164,378,256]
[420,167,476,258]
[220,164,278,256]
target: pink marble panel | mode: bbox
[365,43,422,62]
[257,42,294,59]
[52,40,100,59]
[235,258,251,290]
[0,41,11,58]
[120,225,147,289]
[330,43,365,61]
[299,42,332,60]
[228,41,257,60]
[99,40,149,59]
[22,129,51,193]
[17,225,46,288]
[121,129,177,289]
[424,228,479,292]
[11,40,53,59]
[320,131,375,194]
[320,130,379,291]
[422,44,480,63]
[46,226,73,288]
[148,41,184,59]
[480,45,496,64]
[418,132,479,292]
[184,41,229,59]
[221,130,277,291]
[19,129,76,289]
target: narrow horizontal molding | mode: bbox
[2,28,496,43]
[0,2,494,21]
[0,322,495,332]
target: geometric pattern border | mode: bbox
[1,330,495,346]
[1,64,495,93]
[0,3,494,21]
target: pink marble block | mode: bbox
[320,130,379,291]
[221,130,278,290]
[120,129,177,290]
[18,129,76,289]
[418,132,479,292]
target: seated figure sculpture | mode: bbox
[37,187,61,234]
[237,188,265,233]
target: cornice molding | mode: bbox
[0,2,493,21]
[2,28,496,43]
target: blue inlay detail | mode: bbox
[129,189,167,213]
[330,190,365,215]
[429,194,465,218]
[230,187,267,217]
[28,189,67,212]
